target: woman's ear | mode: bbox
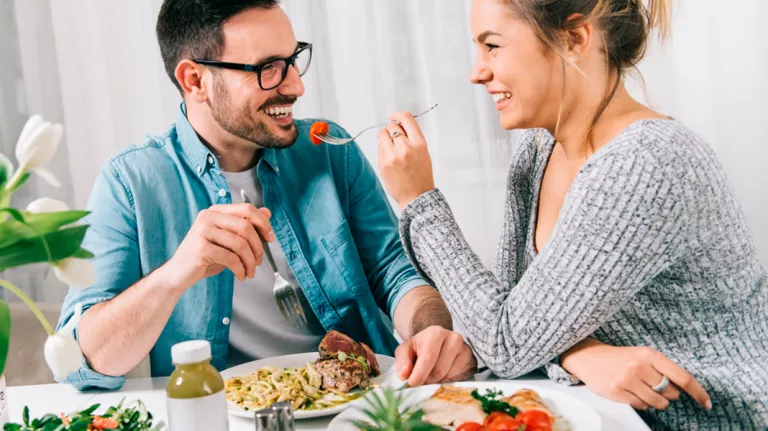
[563,13,593,62]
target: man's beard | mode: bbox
[208,74,298,149]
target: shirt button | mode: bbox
[218,189,227,197]
[222,317,230,325]
[275,167,280,174]
[207,155,214,164]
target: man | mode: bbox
[56,0,477,390]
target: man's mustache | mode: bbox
[259,96,297,110]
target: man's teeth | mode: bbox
[264,106,293,118]
[492,92,512,103]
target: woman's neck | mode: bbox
[553,82,663,161]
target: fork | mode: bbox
[312,103,438,145]
[240,190,324,334]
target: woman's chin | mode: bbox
[499,112,523,130]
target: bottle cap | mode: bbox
[171,340,212,365]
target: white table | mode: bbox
[7,371,650,430]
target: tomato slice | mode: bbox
[484,411,513,426]
[516,410,554,430]
[487,418,524,431]
[309,121,329,145]
[456,422,485,431]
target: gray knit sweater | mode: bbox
[399,120,768,430]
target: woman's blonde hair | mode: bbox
[504,0,672,143]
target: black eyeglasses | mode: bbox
[194,42,313,91]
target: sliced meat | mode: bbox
[318,330,358,359]
[317,331,380,377]
[314,358,369,393]
[421,386,486,427]
[501,389,555,420]
[359,342,380,376]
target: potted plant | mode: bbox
[0,115,95,427]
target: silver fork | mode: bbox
[313,103,438,145]
[240,190,324,334]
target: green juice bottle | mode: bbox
[166,340,229,430]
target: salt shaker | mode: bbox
[253,408,279,431]
[271,402,295,431]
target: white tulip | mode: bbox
[26,197,69,213]
[26,198,95,289]
[15,115,63,187]
[44,303,85,379]
[53,258,96,289]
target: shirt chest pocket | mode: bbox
[320,220,369,297]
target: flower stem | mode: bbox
[3,163,28,193]
[0,278,55,336]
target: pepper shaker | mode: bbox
[271,402,295,431]
[253,408,279,431]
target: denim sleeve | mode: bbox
[330,122,428,320]
[55,160,141,390]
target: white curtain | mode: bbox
[1,0,766,304]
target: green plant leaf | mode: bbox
[0,225,89,272]
[0,208,24,222]
[71,248,94,259]
[0,210,90,249]
[23,406,30,426]
[0,300,10,376]
[9,172,30,193]
[0,153,13,188]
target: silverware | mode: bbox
[240,190,324,334]
[312,103,438,145]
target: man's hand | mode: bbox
[162,203,274,291]
[395,326,477,386]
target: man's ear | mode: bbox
[175,59,209,103]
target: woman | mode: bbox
[377,0,768,429]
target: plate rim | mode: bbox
[221,352,397,419]
[327,380,603,430]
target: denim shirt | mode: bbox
[56,105,426,390]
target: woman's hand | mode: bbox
[377,111,436,209]
[560,338,712,411]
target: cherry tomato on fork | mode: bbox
[309,121,329,145]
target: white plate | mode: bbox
[328,381,602,430]
[220,352,399,419]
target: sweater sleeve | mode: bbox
[399,148,686,378]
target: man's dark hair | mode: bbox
[156,0,280,94]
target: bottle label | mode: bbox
[166,389,229,431]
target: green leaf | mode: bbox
[0,301,9,376]
[0,153,13,188]
[0,210,89,250]
[3,424,23,431]
[0,225,89,272]
[81,404,100,416]
[23,406,30,426]
[71,248,94,259]
[0,208,24,222]
[9,172,30,193]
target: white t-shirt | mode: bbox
[222,167,324,367]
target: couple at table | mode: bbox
[57,0,767,429]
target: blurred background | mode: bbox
[1,0,766,385]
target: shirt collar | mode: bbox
[175,103,280,177]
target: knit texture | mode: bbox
[400,120,768,430]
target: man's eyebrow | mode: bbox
[250,42,301,65]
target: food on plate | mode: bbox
[420,386,486,426]
[225,330,380,412]
[4,398,164,431]
[309,121,329,145]
[421,387,556,431]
